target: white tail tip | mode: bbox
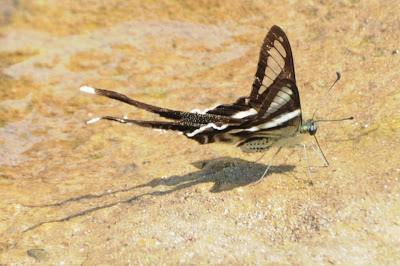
[80,86,96,94]
[87,117,101,124]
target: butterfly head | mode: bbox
[301,119,318,136]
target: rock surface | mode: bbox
[0,0,399,264]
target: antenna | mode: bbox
[312,72,341,120]
[311,115,354,168]
[316,116,354,123]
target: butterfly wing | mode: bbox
[81,25,303,149]
[236,25,303,142]
[250,25,297,110]
[202,25,300,120]
[187,26,302,141]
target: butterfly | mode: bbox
[80,25,351,182]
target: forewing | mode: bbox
[183,25,298,124]
[250,25,296,110]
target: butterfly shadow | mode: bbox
[22,157,294,232]
[139,157,295,193]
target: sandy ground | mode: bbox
[0,0,399,264]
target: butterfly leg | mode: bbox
[253,150,268,163]
[283,148,301,164]
[302,144,312,179]
[253,146,282,185]
[312,135,329,167]
[310,145,329,167]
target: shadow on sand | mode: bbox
[23,157,295,232]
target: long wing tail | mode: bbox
[80,86,192,121]
[86,115,199,132]
[80,86,238,132]
[80,86,263,145]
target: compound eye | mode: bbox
[309,123,318,135]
